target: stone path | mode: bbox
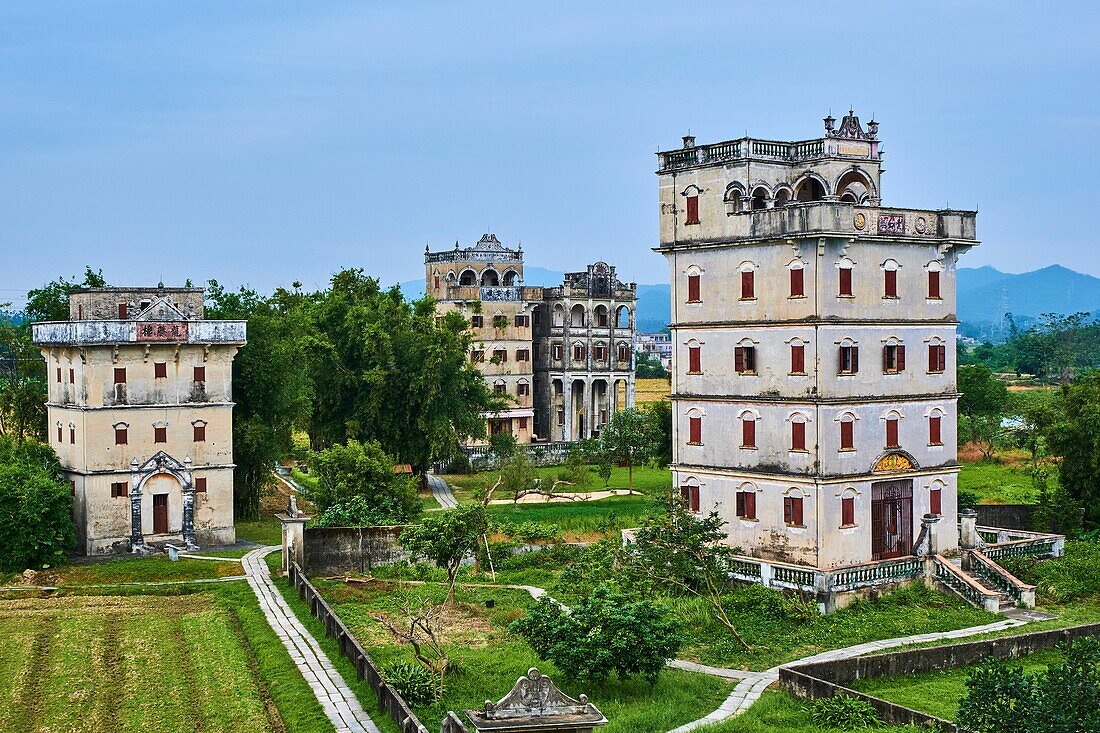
[242,547,380,733]
[666,616,1029,732]
[426,472,459,509]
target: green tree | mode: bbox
[205,282,314,521]
[1046,372,1100,527]
[635,353,670,379]
[958,364,1009,419]
[400,503,487,603]
[622,489,748,648]
[594,408,649,491]
[306,439,420,523]
[0,437,75,570]
[644,400,673,469]
[490,430,518,459]
[0,316,47,441]
[510,584,682,684]
[24,267,107,322]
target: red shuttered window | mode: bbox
[841,497,855,527]
[688,416,702,445]
[734,346,756,374]
[195,477,207,493]
[839,267,853,297]
[930,488,942,516]
[736,490,757,520]
[840,420,854,450]
[115,427,127,445]
[687,274,701,303]
[886,418,899,448]
[784,496,804,527]
[193,424,206,442]
[740,270,755,300]
[688,345,701,374]
[791,421,806,451]
[742,417,756,448]
[154,362,167,379]
[790,267,805,298]
[680,485,701,512]
[928,344,947,373]
[928,270,941,299]
[154,426,167,444]
[884,269,898,298]
[194,366,205,382]
[883,344,906,373]
[685,195,700,225]
[114,367,126,384]
[839,345,859,374]
[790,344,805,374]
[929,415,942,446]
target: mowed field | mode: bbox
[0,593,280,733]
[634,377,670,406]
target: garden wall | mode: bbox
[303,526,409,576]
[780,622,1100,730]
[976,504,1035,531]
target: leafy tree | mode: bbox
[0,316,46,441]
[510,584,682,684]
[0,437,75,570]
[489,430,517,459]
[622,490,748,648]
[958,364,1009,419]
[498,450,537,500]
[956,637,1100,733]
[205,282,314,521]
[644,399,673,469]
[635,353,670,379]
[306,439,420,523]
[307,270,502,471]
[1046,373,1100,527]
[24,267,107,322]
[400,503,487,603]
[594,408,649,491]
[959,414,1003,460]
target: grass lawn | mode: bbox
[958,457,1041,504]
[443,463,671,502]
[671,584,998,672]
[0,555,244,587]
[634,377,671,406]
[310,577,734,733]
[701,690,925,732]
[851,647,1065,720]
[0,582,336,733]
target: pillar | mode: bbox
[959,508,979,550]
[129,458,145,554]
[563,378,573,441]
[277,511,312,573]
[181,456,197,551]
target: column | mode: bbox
[563,378,573,441]
[958,509,979,550]
[129,457,144,553]
[181,456,197,551]
[626,378,636,409]
[581,379,592,439]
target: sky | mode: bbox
[2,1,1099,307]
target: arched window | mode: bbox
[883,410,903,449]
[686,339,702,374]
[739,261,756,300]
[679,475,701,512]
[594,305,609,328]
[751,186,769,211]
[459,269,477,286]
[927,479,946,516]
[686,265,703,303]
[682,185,702,225]
[552,304,566,327]
[481,268,500,287]
[773,186,792,207]
[926,260,943,300]
[882,335,906,374]
[795,176,825,202]
[724,183,745,216]
[616,305,630,329]
[788,412,809,451]
[686,407,704,446]
[838,487,859,527]
[788,337,807,374]
[838,412,857,451]
[927,336,947,373]
[502,269,518,286]
[835,169,873,203]
[570,304,586,328]
[736,482,757,519]
[881,259,900,299]
[788,259,806,298]
[737,409,759,449]
[783,487,807,527]
[837,257,855,297]
[926,407,946,446]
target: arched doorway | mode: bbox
[130,451,196,552]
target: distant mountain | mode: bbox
[958,264,1100,324]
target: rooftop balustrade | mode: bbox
[32,320,247,346]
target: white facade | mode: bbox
[657,112,978,569]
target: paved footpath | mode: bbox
[242,547,380,733]
[426,472,459,509]
[666,616,1029,732]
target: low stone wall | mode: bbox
[780,623,1100,730]
[976,504,1036,531]
[303,526,409,576]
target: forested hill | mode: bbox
[402,264,1100,336]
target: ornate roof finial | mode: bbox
[824,112,836,133]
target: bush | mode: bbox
[0,437,75,571]
[810,695,882,729]
[1018,540,1100,602]
[725,583,818,624]
[447,452,472,475]
[381,661,438,706]
[493,519,561,543]
[958,489,980,511]
[510,584,682,684]
[305,439,420,523]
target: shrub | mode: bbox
[810,695,882,729]
[1022,540,1100,602]
[725,583,818,624]
[510,584,682,684]
[493,520,561,543]
[447,452,472,475]
[305,439,420,523]
[957,489,980,511]
[0,437,75,571]
[382,660,440,706]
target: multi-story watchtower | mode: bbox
[656,112,978,569]
[32,286,246,554]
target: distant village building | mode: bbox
[32,286,246,554]
[656,112,978,568]
[425,234,637,445]
[635,332,673,370]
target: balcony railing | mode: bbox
[32,320,247,346]
[658,136,832,172]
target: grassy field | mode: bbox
[0,582,336,733]
[634,377,671,406]
[958,456,1042,505]
[851,647,1065,720]
[311,577,734,733]
[0,555,244,587]
[702,690,925,732]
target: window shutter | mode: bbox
[155,426,167,444]
[689,416,702,445]
[687,274,700,302]
[118,303,128,319]
[839,347,846,374]
[57,424,63,442]
[929,415,942,445]
[840,420,854,450]
[783,497,793,525]
[689,346,701,373]
[686,195,699,224]
[154,362,167,379]
[939,345,947,372]
[746,491,756,520]
[794,498,804,526]
[842,497,855,526]
[851,347,859,373]
[115,427,127,445]
[741,270,754,299]
[839,267,853,296]
[680,485,691,505]
[886,418,899,448]
[114,367,126,384]
[743,418,756,448]
[930,488,942,515]
[928,270,941,299]
[736,492,746,517]
[734,347,745,373]
[745,347,756,373]
[56,367,62,383]
[691,486,700,512]
[897,345,905,372]
[792,421,806,451]
[791,344,805,374]
[883,345,890,372]
[790,268,804,297]
[885,269,897,298]
[196,477,207,493]
[194,424,206,442]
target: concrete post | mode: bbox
[959,509,979,550]
[277,510,312,573]
[181,456,198,551]
[563,379,573,441]
[920,513,941,557]
[129,457,145,554]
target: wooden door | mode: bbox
[152,494,168,535]
[871,479,913,560]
